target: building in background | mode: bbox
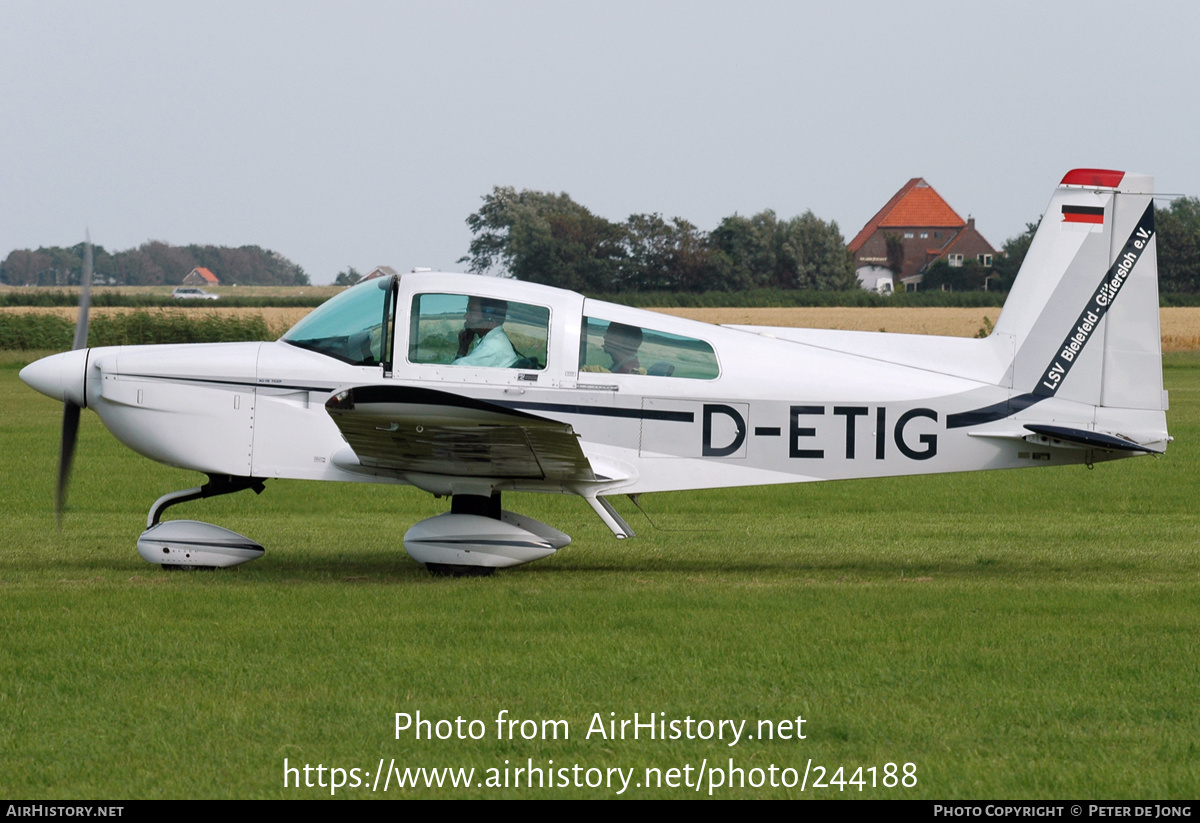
[849,178,995,292]
[181,267,220,287]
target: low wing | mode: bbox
[325,385,595,481]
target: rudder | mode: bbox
[991,169,1163,412]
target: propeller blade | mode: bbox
[72,232,92,350]
[56,401,81,527]
[57,234,92,527]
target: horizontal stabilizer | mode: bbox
[1022,424,1163,454]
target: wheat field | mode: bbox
[5,305,1197,349]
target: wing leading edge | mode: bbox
[325,385,596,482]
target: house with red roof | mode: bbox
[848,178,995,292]
[181,267,220,286]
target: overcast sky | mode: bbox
[3,0,1198,284]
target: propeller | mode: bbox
[55,233,92,527]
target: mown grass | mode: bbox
[0,351,1197,799]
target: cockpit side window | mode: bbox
[281,277,391,366]
[579,317,719,379]
[409,293,549,370]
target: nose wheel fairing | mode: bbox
[137,520,265,569]
[138,475,267,569]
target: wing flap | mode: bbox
[325,385,595,481]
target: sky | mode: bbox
[3,0,1199,285]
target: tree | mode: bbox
[782,211,857,291]
[1156,196,1200,293]
[623,214,718,292]
[334,267,361,287]
[991,219,1040,291]
[461,186,857,294]
[0,245,93,286]
[708,209,855,291]
[708,213,768,291]
[884,233,905,286]
[460,186,625,292]
[1,241,308,286]
[922,258,991,291]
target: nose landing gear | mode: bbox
[136,475,267,569]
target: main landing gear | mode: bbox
[403,492,571,577]
[135,481,574,577]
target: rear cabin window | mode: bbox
[409,293,549,370]
[579,317,719,379]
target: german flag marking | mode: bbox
[1062,205,1104,224]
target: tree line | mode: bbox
[459,186,858,293]
[461,187,1200,295]
[1156,196,1200,294]
[0,241,309,287]
[4,193,1199,294]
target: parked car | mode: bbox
[172,287,219,300]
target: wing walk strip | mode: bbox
[947,202,1155,430]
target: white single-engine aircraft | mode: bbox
[22,169,1171,574]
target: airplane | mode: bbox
[20,169,1171,575]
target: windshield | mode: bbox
[282,278,392,365]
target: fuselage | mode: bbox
[21,271,1168,500]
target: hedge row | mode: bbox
[0,292,326,308]
[0,312,274,350]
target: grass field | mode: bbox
[1,350,1197,799]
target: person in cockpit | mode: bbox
[602,322,645,374]
[454,296,519,368]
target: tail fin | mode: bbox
[992,169,1163,412]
